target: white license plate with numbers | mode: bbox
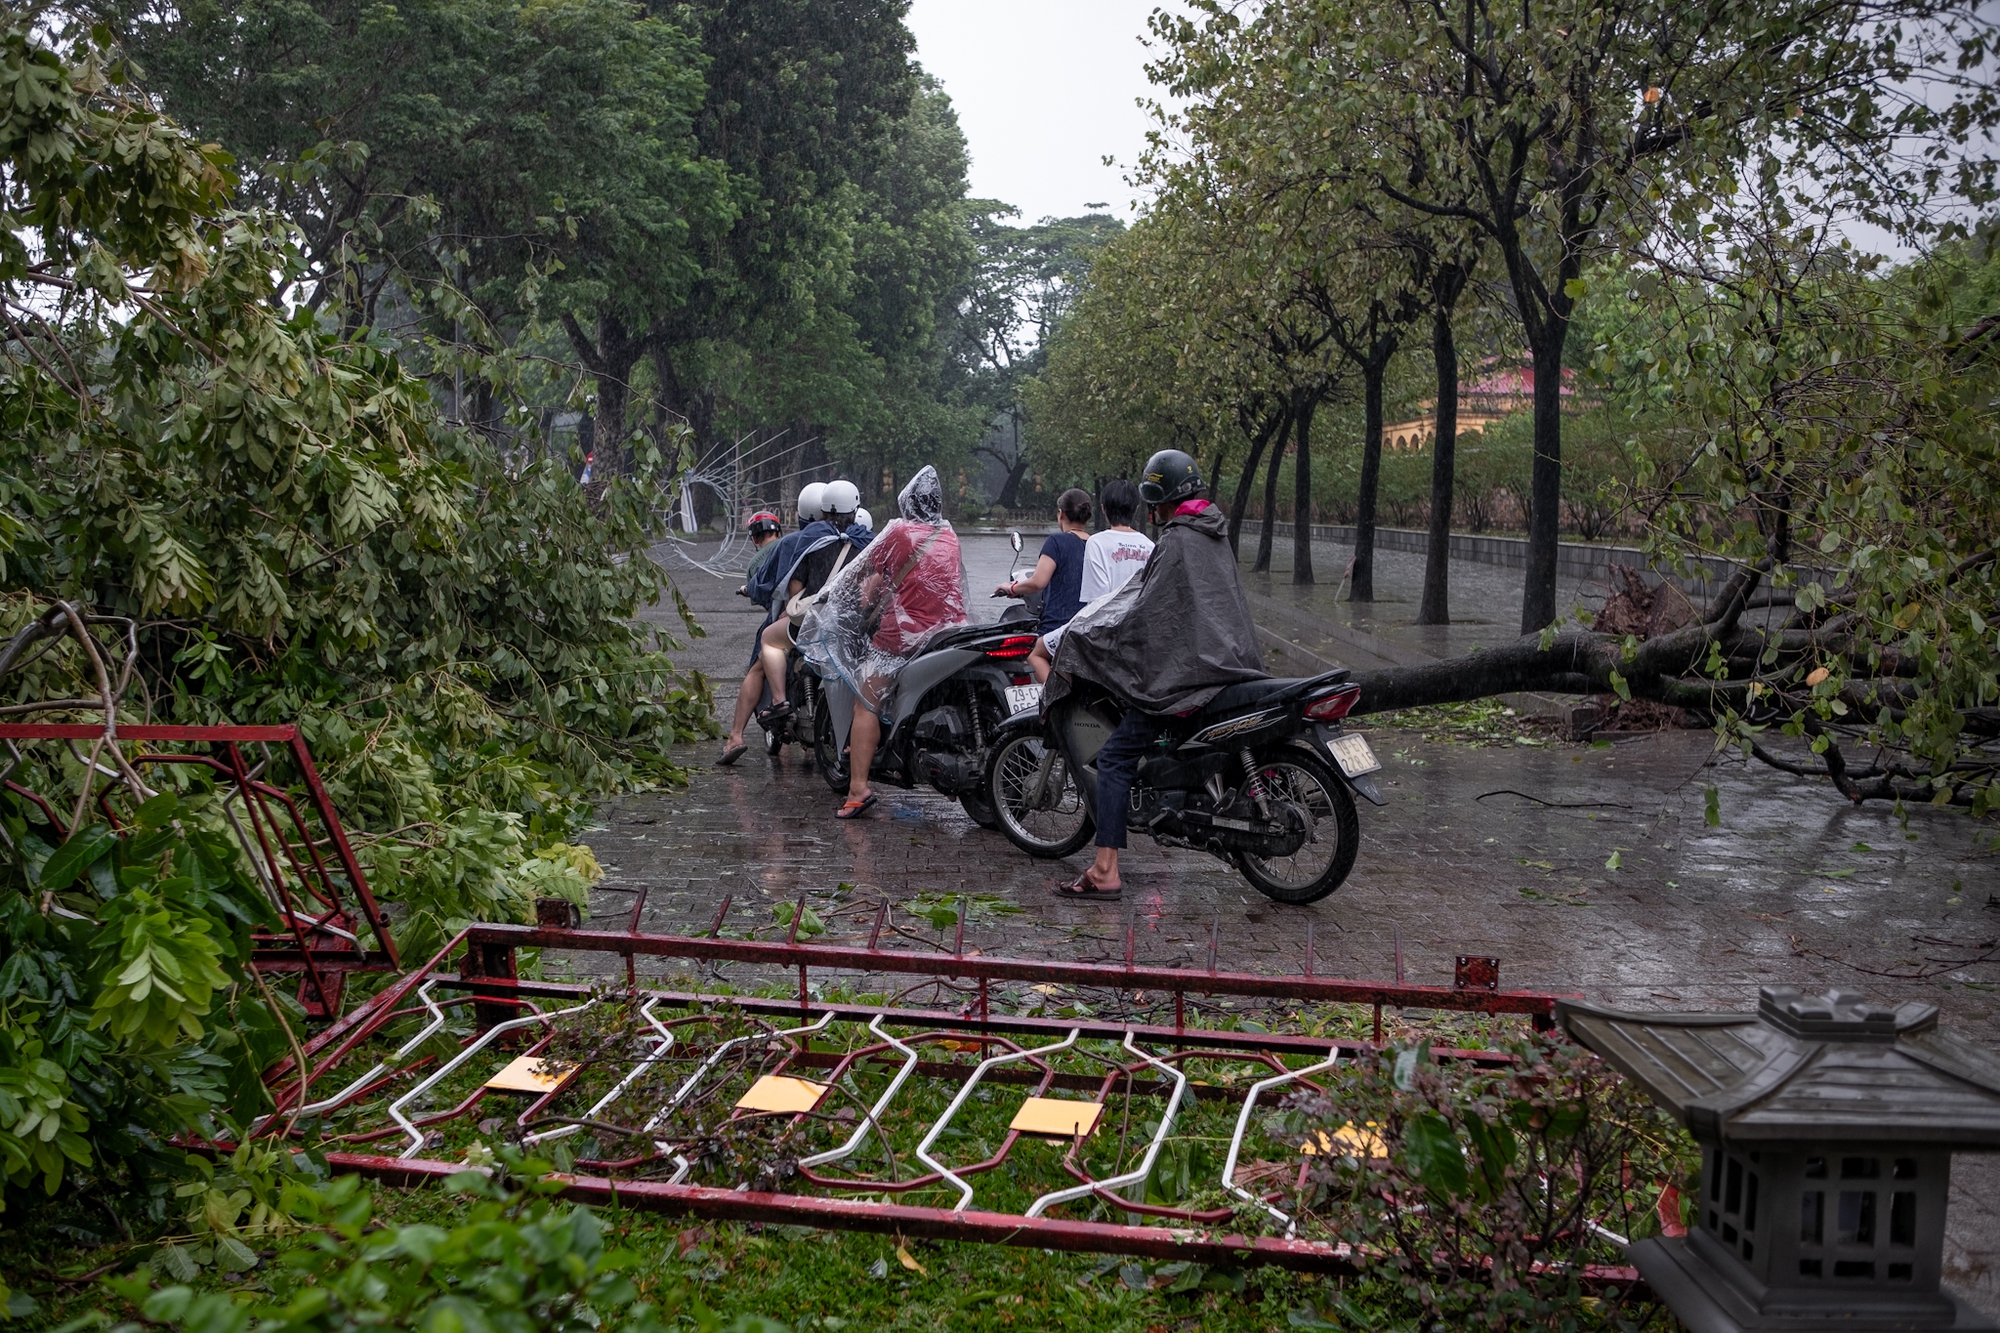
[1004,684,1043,716]
[1325,732,1381,777]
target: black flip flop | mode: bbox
[834,793,877,820]
[756,700,795,725]
[1052,871,1119,900]
[716,742,748,767]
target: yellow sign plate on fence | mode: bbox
[484,1055,578,1094]
[1301,1122,1386,1159]
[1009,1097,1104,1138]
[735,1074,830,1115]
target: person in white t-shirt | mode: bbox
[1029,479,1154,684]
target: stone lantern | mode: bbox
[1558,986,2000,1332]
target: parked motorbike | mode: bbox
[982,670,1387,904]
[811,621,1045,828]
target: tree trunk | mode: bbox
[1255,436,1286,574]
[1521,333,1566,633]
[997,454,1030,509]
[1419,287,1463,626]
[1228,406,1285,557]
[561,313,646,479]
[1291,392,1316,585]
[1352,362,1385,601]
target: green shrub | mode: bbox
[70,1153,788,1333]
[1290,1037,1694,1331]
[0,10,709,1217]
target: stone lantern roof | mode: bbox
[1556,987,2000,1147]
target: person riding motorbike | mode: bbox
[824,480,874,557]
[993,488,1092,649]
[1041,449,1266,899]
[1026,479,1153,685]
[736,511,783,599]
[745,480,869,743]
[798,465,967,819]
[719,484,838,765]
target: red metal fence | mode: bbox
[0,722,398,1015]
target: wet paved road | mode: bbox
[612,534,2000,1314]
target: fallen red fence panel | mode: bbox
[0,721,398,1014]
[238,921,1639,1292]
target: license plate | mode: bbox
[1325,732,1381,778]
[1004,683,1043,716]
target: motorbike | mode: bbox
[981,670,1388,904]
[811,620,1045,829]
[806,528,1057,819]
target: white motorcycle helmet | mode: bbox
[854,506,873,532]
[821,479,861,524]
[796,481,827,525]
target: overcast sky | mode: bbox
[905,1,1187,224]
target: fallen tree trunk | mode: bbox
[1339,562,1994,811]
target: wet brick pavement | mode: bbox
[598,534,2000,1314]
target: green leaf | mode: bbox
[154,1244,199,1284]
[39,825,119,893]
[135,793,181,829]
[1704,785,1721,827]
[1462,1114,1518,1203]
[1604,850,1623,871]
[1403,1113,1469,1199]
[1607,668,1632,702]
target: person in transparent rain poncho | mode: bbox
[798,466,968,818]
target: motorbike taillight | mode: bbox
[1303,686,1360,721]
[985,634,1040,660]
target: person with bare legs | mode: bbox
[794,466,966,820]
[752,480,863,731]
[719,486,830,765]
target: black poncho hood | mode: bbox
[1047,503,1267,714]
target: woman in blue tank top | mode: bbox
[994,489,1093,632]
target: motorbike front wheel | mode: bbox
[813,698,848,793]
[988,732,1094,858]
[1233,748,1359,904]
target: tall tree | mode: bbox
[1346,0,2000,632]
[116,0,736,474]
[959,210,1126,507]
[643,0,919,461]
[1416,243,1479,625]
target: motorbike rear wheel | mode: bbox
[959,787,1000,829]
[1233,748,1359,904]
[813,698,848,793]
[988,732,1093,858]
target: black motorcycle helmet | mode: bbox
[1138,448,1204,507]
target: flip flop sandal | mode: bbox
[755,700,795,725]
[716,742,748,767]
[834,793,878,820]
[1052,871,1120,900]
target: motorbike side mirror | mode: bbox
[1009,530,1023,554]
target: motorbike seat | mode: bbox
[927,622,1016,650]
[1199,668,1352,717]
